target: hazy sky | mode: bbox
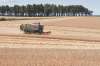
[0,0,100,15]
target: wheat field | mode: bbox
[0,16,100,66]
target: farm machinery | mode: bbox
[20,23,50,35]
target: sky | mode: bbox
[0,0,100,15]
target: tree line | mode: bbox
[0,4,93,17]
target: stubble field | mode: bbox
[0,16,100,66]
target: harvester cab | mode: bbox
[32,22,44,33]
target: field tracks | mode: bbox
[0,33,100,42]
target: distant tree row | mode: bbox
[0,4,93,16]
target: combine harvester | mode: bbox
[20,23,51,35]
